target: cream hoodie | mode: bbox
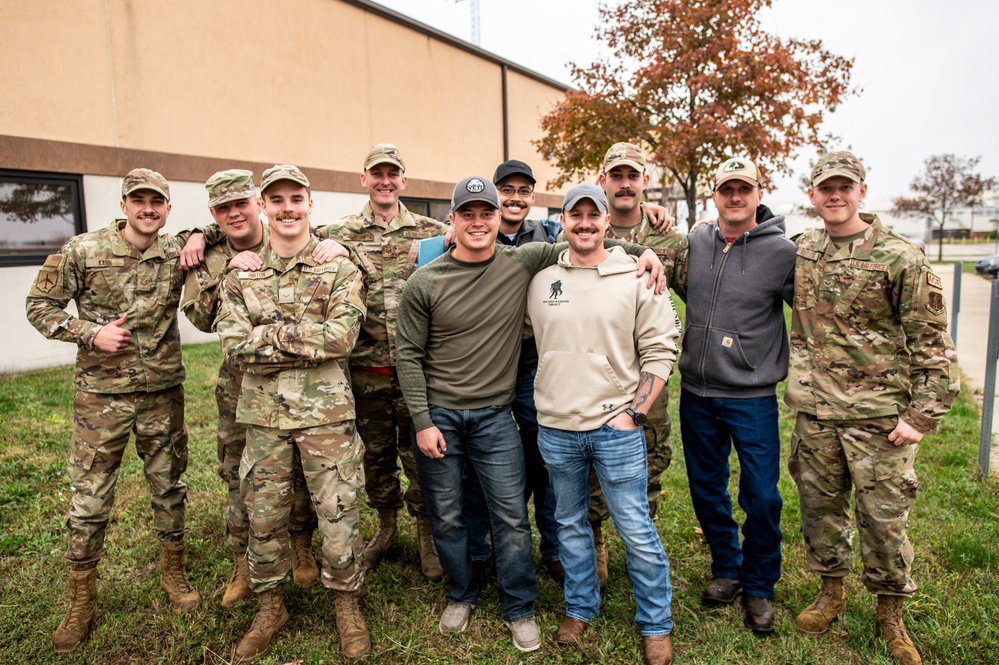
[527,246,680,431]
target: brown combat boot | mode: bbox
[591,520,609,585]
[334,590,372,659]
[222,554,252,608]
[234,586,289,664]
[795,576,846,636]
[877,595,922,665]
[159,540,200,612]
[416,513,444,582]
[642,634,674,665]
[290,531,319,588]
[362,508,398,572]
[52,567,98,653]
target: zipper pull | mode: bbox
[723,242,733,254]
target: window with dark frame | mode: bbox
[0,169,85,267]
[400,197,450,223]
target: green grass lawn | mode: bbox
[1,340,997,664]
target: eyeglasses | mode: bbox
[498,186,534,197]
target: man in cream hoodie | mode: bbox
[527,183,681,665]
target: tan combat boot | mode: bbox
[591,521,608,585]
[159,540,201,612]
[334,590,372,659]
[222,554,252,608]
[795,576,846,636]
[877,595,922,665]
[52,567,98,653]
[362,508,398,572]
[416,514,444,582]
[290,531,320,588]
[234,586,289,664]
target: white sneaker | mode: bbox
[506,617,541,652]
[438,603,473,634]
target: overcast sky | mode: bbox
[372,0,998,211]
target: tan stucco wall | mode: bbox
[0,0,566,196]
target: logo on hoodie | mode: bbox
[548,280,563,299]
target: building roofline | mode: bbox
[341,0,571,91]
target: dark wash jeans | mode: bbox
[413,404,538,621]
[679,390,783,597]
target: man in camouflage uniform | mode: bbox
[316,144,445,581]
[588,142,684,583]
[180,169,320,607]
[26,168,200,653]
[216,165,370,662]
[787,151,959,665]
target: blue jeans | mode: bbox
[414,404,538,621]
[539,423,673,635]
[466,340,560,564]
[679,390,783,598]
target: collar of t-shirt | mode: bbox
[831,229,867,249]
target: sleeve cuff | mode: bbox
[903,407,938,435]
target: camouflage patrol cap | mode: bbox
[260,164,311,194]
[364,144,406,172]
[714,157,760,189]
[811,151,866,186]
[601,142,646,173]
[205,169,256,208]
[451,176,500,213]
[562,183,608,213]
[121,168,170,201]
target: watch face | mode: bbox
[628,408,646,425]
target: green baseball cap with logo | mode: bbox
[601,142,646,173]
[451,176,499,213]
[714,157,761,189]
[364,144,406,172]
[121,168,170,201]
[260,164,311,194]
[811,151,866,186]
[205,169,256,208]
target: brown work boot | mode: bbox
[234,587,289,664]
[795,576,846,636]
[159,540,200,612]
[555,616,588,645]
[222,554,252,608]
[591,520,608,585]
[52,567,98,653]
[362,508,398,572]
[416,513,444,582]
[642,634,674,665]
[334,590,372,659]
[877,595,922,665]
[290,531,319,588]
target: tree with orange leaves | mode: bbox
[535,0,856,226]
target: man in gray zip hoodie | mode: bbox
[671,157,795,635]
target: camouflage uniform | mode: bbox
[786,213,959,595]
[181,222,316,555]
[316,202,446,517]
[577,209,684,522]
[216,238,367,592]
[26,218,189,567]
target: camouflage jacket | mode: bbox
[216,237,367,429]
[559,208,685,284]
[25,219,186,394]
[181,222,270,333]
[785,213,959,433]
[316,202,446,368]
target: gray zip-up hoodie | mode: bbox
[674,207,795,398]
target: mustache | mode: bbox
[614,189,636,198]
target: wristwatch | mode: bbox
[626,408,647,426]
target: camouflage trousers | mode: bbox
[589,390,672,523]
[350,368,426,516]
[65,385,188,567]
[789,412,918,596]
[216,363,316,554]
[241,422,365,593]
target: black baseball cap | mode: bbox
[493,159,536,185]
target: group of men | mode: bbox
[25,138,957,665]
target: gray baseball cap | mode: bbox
[451,176,500,213]
[562,183,608,213]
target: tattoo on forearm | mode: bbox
[633,372,655,411]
